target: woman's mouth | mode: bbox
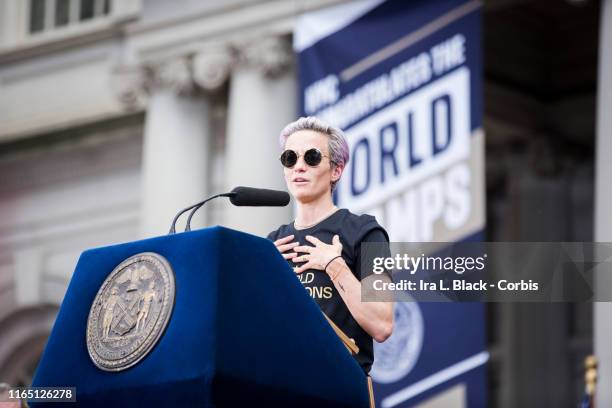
[293,177,309,186]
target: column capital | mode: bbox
[111,59,195,110]
[152,57,196,96]
[112,37,291,109]
[233,35,293,78]
[112,47,233,109]
[111,65,149,110]
[193,45,233,91]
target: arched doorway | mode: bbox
[0,305,58,386]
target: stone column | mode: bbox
[140,58,210,236]
[224,36,296,236]
[114,48,232,237]
[595,0,612,406]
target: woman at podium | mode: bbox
[267,116,394,376]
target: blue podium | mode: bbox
[31,226,369,407]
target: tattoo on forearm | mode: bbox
[338,282,345,292]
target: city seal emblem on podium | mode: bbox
[86,252,175,371]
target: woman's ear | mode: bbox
[331,164,344,183]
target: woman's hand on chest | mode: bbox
[293,235,343,274]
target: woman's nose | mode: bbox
[293,155,307,170]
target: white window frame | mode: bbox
[29,0,111,33]
[0,0,141,52]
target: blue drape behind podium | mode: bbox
[31,227,369,407]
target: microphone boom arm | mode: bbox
[184,192,236,232]
[168,192,235,234]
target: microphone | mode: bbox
[229,186,290,207]
[169,187,290,234]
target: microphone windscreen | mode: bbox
[229,187,290,207]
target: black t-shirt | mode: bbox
[267,208,391,374]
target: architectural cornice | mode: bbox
[0,0,351,66]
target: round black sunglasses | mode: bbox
[279,148,332,168]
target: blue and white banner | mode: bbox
[296,0,487,406]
